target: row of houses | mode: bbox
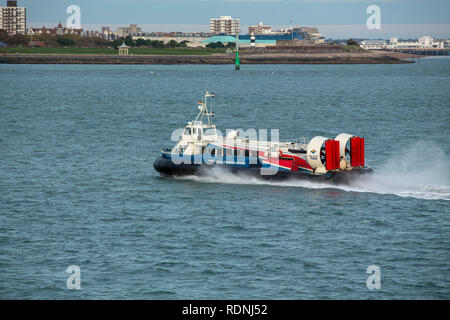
[26,24,121,40]
[26,24,212,41]
[27,22,83,36]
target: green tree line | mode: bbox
[111,35,188,49]
[0,29,110,47]
[0,29,234,51]
[206,42,236,49]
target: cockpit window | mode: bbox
[185,128,192,135]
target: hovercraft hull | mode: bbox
[154,156,373,184]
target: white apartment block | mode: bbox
[0,1,26,35]
[210,16,240,35]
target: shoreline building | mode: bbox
[0,0,26,35]
[101,26,116,40]
[360,36,445,50]
[201,32,306,48]
[387,36,444,49]
[201,24,325,48]
[358,39,387,50]
[210,16,240,35]
[117,24,142,37]
[248,22,272,35]
[82,26,117,40]
[294,27,325,44]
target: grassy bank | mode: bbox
[0,52,412,65]
[0,47,226,55]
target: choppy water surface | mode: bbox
[1,59,449,299]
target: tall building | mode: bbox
[0,0,26,35]
[209,16,240,35]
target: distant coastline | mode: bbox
[0,51,412,65]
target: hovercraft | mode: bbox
[154,91,373,183]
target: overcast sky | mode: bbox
[15,0,450,39]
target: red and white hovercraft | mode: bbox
[154,91,373,183]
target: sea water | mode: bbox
[0,59,449,299]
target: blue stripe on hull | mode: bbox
[162,152,301,174]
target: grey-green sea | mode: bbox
[0,58,449,299]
